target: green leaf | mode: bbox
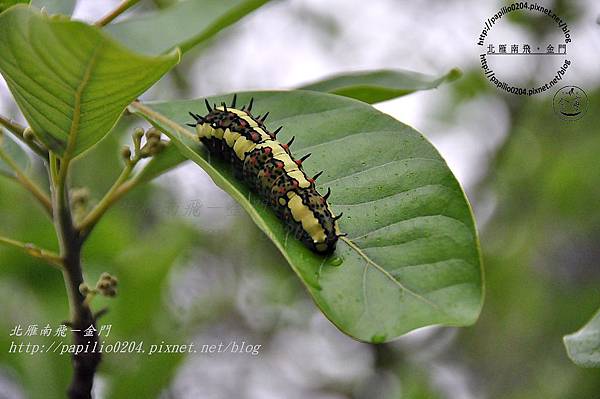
[300,68,462,104]
[30,0,76,15]
[0,6,179,158]
[105,0,270,55]
[564,307,600,367]
[0,0,29,12]
[135,141,187,184]
[132,91,483,342]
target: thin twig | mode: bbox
[77,160,138,239]
[0,235,63,268]
[93,307,109,321]
[0,114,48,159]
[78,125,172,240]
[77,100,199,241]
[129,100,198,142]
[0,146,53,215]
[95,0,141,27]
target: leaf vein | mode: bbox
[64,39,104,157]
[341,237,446,315]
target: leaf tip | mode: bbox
[446,67,463,82]
[370,334,387,344]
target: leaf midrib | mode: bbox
[63,39,103,158]
[341,236,446,315]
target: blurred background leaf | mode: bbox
[105,0,271,55]
[0,0,28,12]
[30,0,76,15]
[300,68,462,104]
[564,306,600,368]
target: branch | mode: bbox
[95,0,141,27]
[0,235,63,268]
[49,153,101,399]
[50,153,85,326]
[0,114,48,159]
[0,146,53,215]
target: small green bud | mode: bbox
[133,128,144,141]
[139,146,151,158]
[79,283,90,296]
[121,146,132,162]
[70,188,91,225]
[145,128,161,141]
[140,138,167,158]
[23,128,36,141]
[70,187,90,206]
[133,128,144,153]
[96,272,118,297]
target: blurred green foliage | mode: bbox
[458,88,600,398]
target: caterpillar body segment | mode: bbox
[189,97,342,253]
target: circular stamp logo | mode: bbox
[477,2,573,96]
[553,86,588,121]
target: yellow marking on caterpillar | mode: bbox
[196,123,214,138]
[218,106,245,116]
[287,192,326,243]
[233,136,256,160]
[215,107,270,140]
[223,128,241,148]
[240,115,258,127]
[216,106,257,126]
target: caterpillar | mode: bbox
[187,95,344,253]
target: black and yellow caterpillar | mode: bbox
[187,95,344,253]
